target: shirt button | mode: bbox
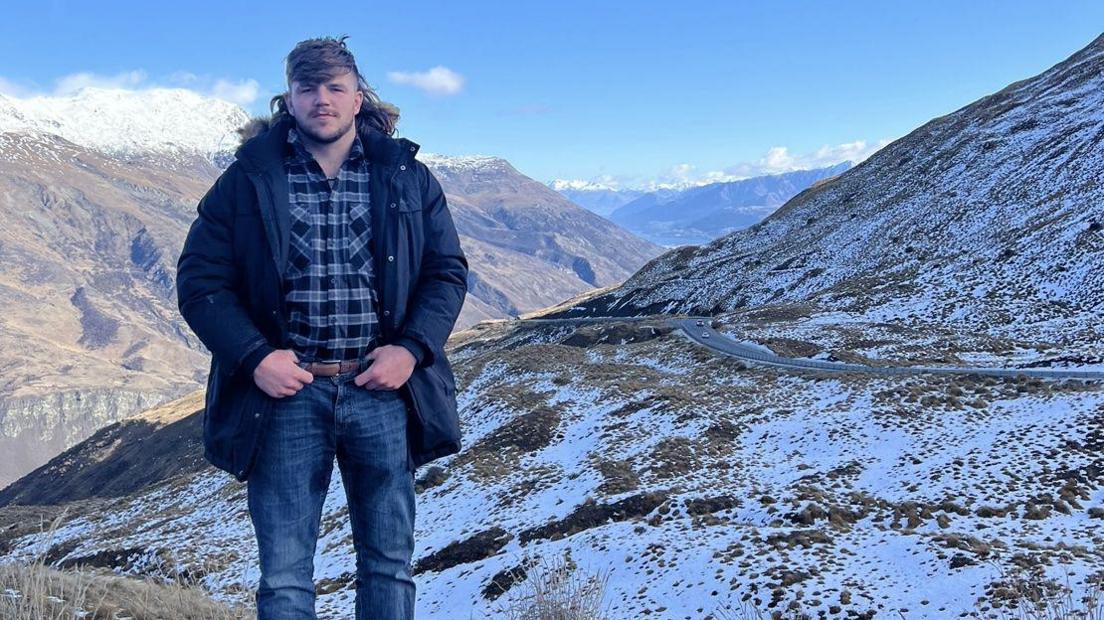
[387,255,394,262]
[390,202,397,209]
[254,412,261,419]
[330,277,336,285]
[383,310,391,316]
[399,164,406,170]
[409,146,415,151]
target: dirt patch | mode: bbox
[55,546,149,573]
[413,527,513,575]
[761,337,822,358]
[684,494,740,516]
[518,491,667,544]
[592,457,640,496]
[481,558,536,602]
[415,466,450,494]
[646,437,701,479]
[463,405,560,460]
[766,529,834,550]
[316,571,354,595]
[454,403,562,481]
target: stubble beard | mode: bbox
[296,113,357,145]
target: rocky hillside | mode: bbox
[0,130,221,487]
[419,153,664,325]
[558,33,1104,359]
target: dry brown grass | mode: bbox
[491,551,611,620]
[981,561,1104,620]
[0,508,252,619]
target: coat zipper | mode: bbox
[386,157,427,437]
[251,173,289,342]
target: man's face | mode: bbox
[284,69,364,145]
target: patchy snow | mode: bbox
[3,321,1102,618]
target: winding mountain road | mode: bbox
[517,313,1104,380]
[669,316,1104,380]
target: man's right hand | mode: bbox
[253,349,314,398]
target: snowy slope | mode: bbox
[0,87,249,160]
[2,319,1102,619]
[562,33,1104,353]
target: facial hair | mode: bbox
[296,112,356,145]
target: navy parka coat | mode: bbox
[176,115,468,481]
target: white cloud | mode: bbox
[560,138,896,191]
[722,139,893,179]
[0,69,261,106]
[166,70,200,85]
[210,78,261,106]
[386,66,465,96]
[54,70,148,95]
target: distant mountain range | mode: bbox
[552,163,852,247]
[549,180,648,218]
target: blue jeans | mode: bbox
[246,365,416,619]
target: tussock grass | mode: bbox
[0,508,251,619]
[982,561,1104,620]
[491,551,611,620]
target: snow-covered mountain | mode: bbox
[548,179,648,218]
[0,87,249,161]
[561,33,1104,354]
[604,163,853,247]
[551,164,854,247]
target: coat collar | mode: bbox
[234,114,420,172]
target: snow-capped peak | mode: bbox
[549,178,621,191]
[0,86,250,160]
[417,152,514,173]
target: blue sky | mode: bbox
[1,1,1101,188]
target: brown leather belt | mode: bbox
[298,359,368,377]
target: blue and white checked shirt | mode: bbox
[283,126,381,362]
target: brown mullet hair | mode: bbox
[269,35,401,137]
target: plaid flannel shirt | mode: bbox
[282,126,381,362]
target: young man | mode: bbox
[176,36,468,619]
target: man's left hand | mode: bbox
[354,344,416,390]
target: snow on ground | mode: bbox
[2,318,1102,619]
